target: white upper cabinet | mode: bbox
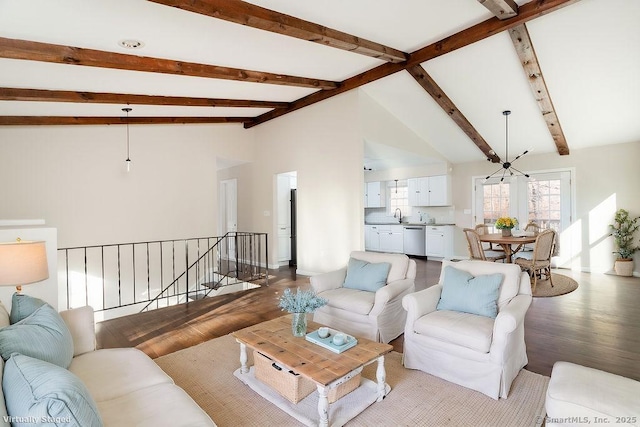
[364,181,386,208]
[427,175,450,206]
[408,177,429,206]
[407,175,451,207]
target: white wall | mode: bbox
[219,92,363,274]
[0,124,252,248]
[450,140,640,274]
[359,91,448,164]
[2,97,637,284]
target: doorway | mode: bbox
[276,172,297,267]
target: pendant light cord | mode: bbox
[123,107,132,171]
[504,110,509,162]
[484,110,530,182]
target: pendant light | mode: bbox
[123,107,132,172]
[485,110,530,182]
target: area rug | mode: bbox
[532,273,579,298]
[155,334,549,427]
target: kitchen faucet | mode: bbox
[394,208,402,223]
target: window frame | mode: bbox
[386,180,411,218]
[472,168,574,233]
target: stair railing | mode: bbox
[139,232,269,312]
[58,232,268,320]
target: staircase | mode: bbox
[58,232,268,321]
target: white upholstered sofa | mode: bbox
[310,251,416,343]
[402,260,532,399]
[0,302,215,427]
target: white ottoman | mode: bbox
[546,361,640,427]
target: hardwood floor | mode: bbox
[96,259,640,380]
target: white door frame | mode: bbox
[219,178,238,259]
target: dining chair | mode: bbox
[463,228,506,262]
[521,222,541,252]
[514,229,556,292]
[524,222,541,234]
[474,224,504,252]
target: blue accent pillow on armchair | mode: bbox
[343,258,391,292]
[436,266,503,318]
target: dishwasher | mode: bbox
[403,225,426,256]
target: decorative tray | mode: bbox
[305,328,358,354]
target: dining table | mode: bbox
[478,233,537,263]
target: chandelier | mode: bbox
[485,110,530,182]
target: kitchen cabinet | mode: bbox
[364,181,386,208]
[426,225,453,259]
[378,224,403,253]
[407,175,451,207]
[364,225,380,251]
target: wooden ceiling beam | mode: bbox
[0,116,249,126]
[408,0,580,66]
[246,0,581,128]
[0,37,338,90]
[244,62,406,129]
[509,24,569,155]
[149,0,408,63]
[407,65,500,163]
[477,0,519,20]
[0,87,288,109]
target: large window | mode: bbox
[528,178,561,231]
[474,171,571,233]
[482,182,510,225]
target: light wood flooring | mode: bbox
[96,258,640,381]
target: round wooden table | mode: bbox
[479,233,537,263]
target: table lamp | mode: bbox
[0,239,49,293]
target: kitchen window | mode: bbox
[388,180,411,217]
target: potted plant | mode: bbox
[495,217,518,237]
[609,208,640,276]
[278,288,327,336]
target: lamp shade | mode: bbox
[0,241,49,287]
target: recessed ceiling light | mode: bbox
[118,39,144,49]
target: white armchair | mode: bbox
[310,251,416,343]
[402,260,532,399]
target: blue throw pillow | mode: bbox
[3,354,103,427]
[343,258,391,292]
[436,266,503,318]
[0,304,74,368]
[10,292,47,324]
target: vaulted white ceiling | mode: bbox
[1,0,638,167]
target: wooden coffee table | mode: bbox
[232,315,393,427]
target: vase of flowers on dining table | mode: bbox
[495,217,518,237]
